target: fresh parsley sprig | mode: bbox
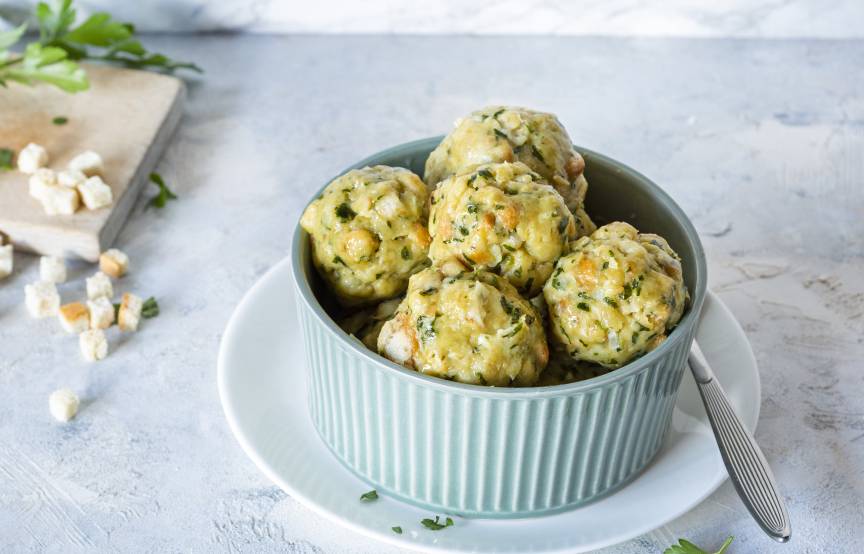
[0,0,200,94]
[0,147,14,170]
[359,490,378,502]
[664,536,734,554]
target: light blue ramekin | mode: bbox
[292,137,707,518]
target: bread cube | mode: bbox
[77,176,113,210]
[118,292,143,332]
[86,271,113,300]
[29,168,57,200]
[17,143,48,174]
[58,302,90,334]
[49,388,80,422]
[57,169,86,189]
[87,296,115,329]
[0,244,12,280]
[40,185,80,215]
[25,280,60,318]
[68,150,103,176]
[79,329,108,361]
[99,249,129,278]
[40,256,67,283]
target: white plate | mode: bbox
[218,258,760,553]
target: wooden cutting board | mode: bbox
[0,64,184,261]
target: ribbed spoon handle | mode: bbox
[689,342,791,543]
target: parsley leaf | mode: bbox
[148,172,177,208]
[141,297,159,318]
[359,489,378,502]
[52,116,68,125]
[664,536,733,554]
[0,148,13,171]
[391,526,402,534]
[335,202,356,222]
[420,515,454,531]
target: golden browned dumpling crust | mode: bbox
[377,268,549,386]
[543,222,688,368]
[424,106,589,213]
[300,166,431,306]
[428,162,581,297]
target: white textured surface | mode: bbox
[0,35,862,553]
[2,0,864,37]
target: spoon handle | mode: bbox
[689,341,791,543]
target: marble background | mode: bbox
[0,0,863,37]
[1,33,863,554]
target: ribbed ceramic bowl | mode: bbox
[292,137,707,518]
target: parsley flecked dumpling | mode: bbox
[301,166,431,306]
[543,222,688,368]
[377,268,549,386]
[428,162,588,297]
[424,106,590,215]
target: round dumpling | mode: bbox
[377,268,549,386]
[543,222,688,368]
[300,166,431,306]
[428,162,584,297]
[424,106,589,213]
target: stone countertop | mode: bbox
[1,35,862,553]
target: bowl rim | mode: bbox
[291,136,707,399]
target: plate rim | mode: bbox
[217,257,761,553]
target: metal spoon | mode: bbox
[689,341,792,542]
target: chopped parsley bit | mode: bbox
[493,128,508,140]
[503,322,523,338]
[477,168,494,180]
[632,332,640,344]
[0,148,13,171]
[558,323,572,342]
[401,246,411,260]
[530,144,545,164]
[360,489,378,501]
[577,302,590,311]
[602,261,609,270]
[458,225,469,236]
[420,287,437,296]
[604,297,619,308]
[577,291,591,300]
[52,116,68,125]
[494,203,505,210]
[502,244,515,251]
[391,526,402,534]
[141,297,159,318]
[333,255,347,266]
[521,277,534,294]
[375,272,384,279]
[148,172,178,208]
[416,315,436,341]
[421,516,454,531]
[335,202,356,222]
[499,296,523,323]
[663,536,733,554]
[492,108,505,118]
[466,202,479,214]
[462,253,476,266]
[552,277,563,290]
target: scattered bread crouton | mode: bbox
[58,302,89,334]
[40,185,80,215]
[68,150,103,176]
[85,271,113,300]
[57,169,86,189]
[77,176,113,210]
[25,280,60,318]
[0,244,12,280]
[99,249,129,278]
[87,297,115,329]
[49,388,79,422]
[17,143,48,174]
[40,256,67,283]
[118,292,143,332]
[79,329,108,361]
